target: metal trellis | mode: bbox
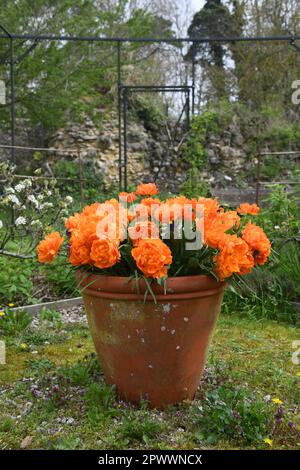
[1,26,300,189]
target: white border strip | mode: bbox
[9,297,83,315]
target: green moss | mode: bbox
[181,100,235,197]
[0,325,93,386]
[182,108,219,172]
[0,314,299,450]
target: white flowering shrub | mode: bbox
[0,163,73,259]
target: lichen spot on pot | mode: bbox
[148,364,154,369]
[98,330,117,345]
[171,329,176,335]
[161,326,166,332]
[111,304,142,321]
[176,345,180,350]
[183,317,189,322]
[162,303,171,313]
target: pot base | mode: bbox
[79,274,226,409]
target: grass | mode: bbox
[0,312,299,450]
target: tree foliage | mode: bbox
[186,0,237,100]
[186,0,300,110]
[0,0,175,131]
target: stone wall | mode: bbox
[49,112,189,191]
[50,113,149,188]
[4,107,293,200]
[200,120,251,188]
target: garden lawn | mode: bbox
[0,311,299,450]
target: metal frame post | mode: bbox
[122,87,128,191]
[191,41,195,116]
[117,41,122,191]
[186,89,190,130]
[119,85,193,189]
[255,153,262,205]
[1,27,300,190]
[9,37,15,162]
[0,24,14,162]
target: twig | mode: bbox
[0,249,35,259]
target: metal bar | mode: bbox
[120,89,192,95]
[117,42,122,191]
[123,89,191,94]
[3,174,87,182]
[0,144,79,153]
[186,89,190,131]
[122,89,191,94]
[9,38,15,162]
[255,154,262,205]
[121,85,192,89]
[173,101,187,139]
[16,39,39,63]
[77,145,84,209]
[260,151,300,156]
[1,33,300,43]
[123,88,128,191]
[259,181,300,185]
[0,26,14,162]
[0,24,12,38]
[191,42,195,115]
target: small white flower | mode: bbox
[40,202,53,210]
[15,183,25,193]
[5,187,15,194]
[15,216,27,226]
[0,220,3,229]
[24,179,32,188]
[37,195,44,201]
[7,194,20,206]
[65,196,73,205]
[27,195,39,208]
[31,220,42,227]
[274,225,280,230]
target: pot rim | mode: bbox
[77,271,219,282]
[76,270,227,301]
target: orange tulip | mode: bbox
[38,232,64,263]
[237,203,260,215]
[132,238,172,278]
[136,183,159,196]
[214,234,254,280]
[90,238,120,269]
[119,192,137,203]
[242,221,271,265]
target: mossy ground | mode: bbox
[0,313,299,450]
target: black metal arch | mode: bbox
[119,85,193,190]
[1,25,300,189]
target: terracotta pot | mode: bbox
[76,272,226,409]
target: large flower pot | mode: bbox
[76,272,226,409]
